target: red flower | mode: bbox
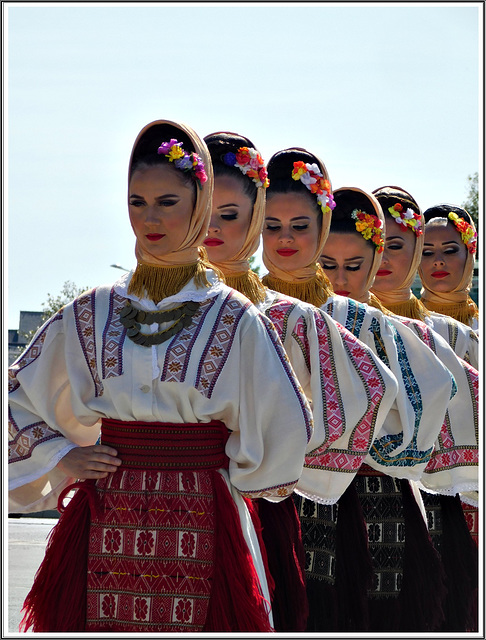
[236,148,251,165]
[180,531,196,557]
[134,597,148,620]
[136,530,155,555]
[104,529,122,553]
[101,594,116,617]
[393,203,403,212]
[175,598,192,623]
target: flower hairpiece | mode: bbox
[388,202,422,236]
[157,139,208,187]
[291,161,336,214]
[351,209,384,253]
[448,212,477,254]
[223,147,269,188]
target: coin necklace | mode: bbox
[119,300,200,347]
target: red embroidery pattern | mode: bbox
[195,292,251,398]
[305,314,385,472]
[101,290,127,379]
[405,319,479,475]
[161,298,216,383]
[86,468,215,632]
[74,290,103,397]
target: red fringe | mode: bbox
[202,472,274,632]
[245,498,276,601]
[256,496,308,631]
[19,480,97,632]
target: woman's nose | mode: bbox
[208,215,221,233]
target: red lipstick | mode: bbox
[146,234,165,241]
[277,248,298,257]
[376,269,392,276]
[431,271,449,279]
[334,290,350,297]
[204,238,224,247]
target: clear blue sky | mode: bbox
[5,1,482,330]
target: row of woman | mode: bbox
[9,119,478,633]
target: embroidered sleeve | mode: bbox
[225,309,313,502]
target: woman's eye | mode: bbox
[345,265,361,272]
[265,224,280,231]
[321,263,336,270]
[444,247,459,255]
[293,224,309,231]
[221,213,238,221]
[387,243,403,251]
[129,200,145,207]
[422,249,434,257]
[160,200,177,207]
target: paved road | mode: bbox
[6,518,57,635]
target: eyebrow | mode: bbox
[129,193,180,199]
[265,216,311,221]
[217,202,240,209]
[321,254,365,261]
[423,240,461,246]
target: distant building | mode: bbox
[8,311,45,365]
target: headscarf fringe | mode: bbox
[128,251,222,304]
[367,293,394,316]
[262,268,333,308]
[225,271,267,305]
[421,297,478,327]
[380,295,430,321]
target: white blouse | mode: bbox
[259,289,399,504]
[9,271,314,514]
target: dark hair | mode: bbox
[266,148,324,216]
[372,185,421,220]
[129,123,197,192]
[203,132,258,205]
[330,190,377,245]
[423,203,473,226]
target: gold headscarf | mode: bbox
[418,208,478,326]
[126,119,216,302]
[370,185,428,320]
[204,131,267,304]
[262,148,333,306]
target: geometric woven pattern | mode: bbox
[86,468,216,632]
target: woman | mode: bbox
[9,119,315,633]
[419,204,479,545]
[419,204,478,331]
[203,131,398,631]
[371,185,479,631]
[261,150,456,631]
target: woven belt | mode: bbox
[100,418,230,470]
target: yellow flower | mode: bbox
[168,145,185,161]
